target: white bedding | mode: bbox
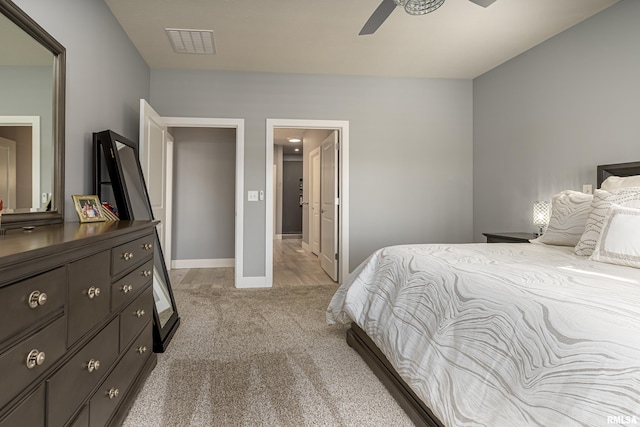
[327,243,640,427]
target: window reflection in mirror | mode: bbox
[0,9,56,213]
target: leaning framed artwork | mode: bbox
[72,195,106,223]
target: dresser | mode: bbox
[0,221,158,427]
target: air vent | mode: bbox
[165,28,216,54]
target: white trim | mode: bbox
[235,276,269,289]
[0,116,40,208]
[171,258,234,269]
[161,116,247,288]
[266,119,350,287]
[301,241,311,253]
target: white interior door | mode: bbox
[139,99,173,268]
[320,131,338,281]
[309,146,321,255]
[0,137,17,209]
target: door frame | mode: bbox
[266,119,349,286]
[0,116,40,208]
[160,116,247,288]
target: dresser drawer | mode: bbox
[47,319,119,427]
[0,317,65,410]
[0,267,66,344]
[69,405,89,427]
[111,235,154,277]
[0,384,45,427]
[90,322,153,426]
[68,251,111,345]
[120,286,153,352]
[111,259,153,312]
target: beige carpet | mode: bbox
[123,276,413,426]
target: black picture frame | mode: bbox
[93,129,180,352]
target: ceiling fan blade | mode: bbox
[468,0,497,7]
[359,0,397,36]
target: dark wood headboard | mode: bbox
[597,161,640,188]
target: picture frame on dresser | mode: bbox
[93,129,180,353]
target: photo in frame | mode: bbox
[72,195,106,223]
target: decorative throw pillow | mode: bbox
[574,188,640,256]
[530,190,593,246]
[601,175,640,191]
[590,205,640,268]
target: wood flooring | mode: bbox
[169,238,335,289]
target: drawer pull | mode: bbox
[142,270,152,277]
[122,252,134,261]
[87,359,101,373]
[26,349,46,369]
[121,284,134,294]
[142,243,153,250]
[28,290,48,308]
[136,346,148,355]
[87,286,101,299]
[135,309,146,318]
[107,388,120,399]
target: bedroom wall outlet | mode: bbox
[583,184,593,194]
[247,190,259,201]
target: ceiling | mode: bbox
[104,0,619,79]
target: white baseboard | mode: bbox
[274,234,283,240]
[235,276,269,288]
[301,241,310,252]
[171,258,234,269]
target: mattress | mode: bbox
[327,243,640,427]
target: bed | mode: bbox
[327,162,640,427]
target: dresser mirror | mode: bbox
[0,0,65,228]
[94,130,180,352]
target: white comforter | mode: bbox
[327,243,640,427]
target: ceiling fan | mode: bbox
[359,0,497,35]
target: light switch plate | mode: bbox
[248,190,259,201]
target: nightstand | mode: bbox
[483,232,535,243]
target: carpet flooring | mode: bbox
[122,273,413,426]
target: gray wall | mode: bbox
[0,65,52,199]
[171,127,236,260]
[473,0,640,242]
[151,70,473,274]
[282,158,302,234]
[14,0,150,221]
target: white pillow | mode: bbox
[590,205,640,268]
[575,188,640,256]
[601,175,640,191]
[530,190,592,246]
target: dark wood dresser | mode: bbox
[0,221,158,427]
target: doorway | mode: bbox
[139,103,247,288]
[266,119,350,286]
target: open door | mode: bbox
[140,99,173,269]
[309,146,321,255]
[320,131,338,281]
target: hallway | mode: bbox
[168,238,335,288]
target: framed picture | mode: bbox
[72,195,106,223]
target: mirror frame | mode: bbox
[93,129,180,353]
[0,0,65,227]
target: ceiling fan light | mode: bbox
[394,0,445,15]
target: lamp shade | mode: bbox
[533,201,550,228]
